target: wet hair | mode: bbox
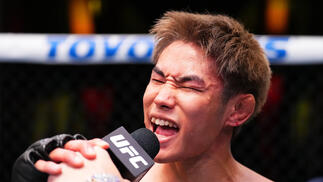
[150,11,271,121]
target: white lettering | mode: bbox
[110,135,129,148]
[110,133,149,169]
[120,146,135,157]
[129,156,148,169]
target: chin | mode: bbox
[154,157,172,163]
[154,151,180,163]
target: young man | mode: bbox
[12,11,272,182]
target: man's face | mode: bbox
[143,41,227,162]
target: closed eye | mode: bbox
[152,78,165,84]
[180,86,203,92]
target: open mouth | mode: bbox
[151,117,179,137]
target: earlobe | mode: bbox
[225,94,255,127]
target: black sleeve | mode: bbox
[11,134,86,182]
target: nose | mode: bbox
[154,84,176,110]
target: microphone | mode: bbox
[102,126,160,181]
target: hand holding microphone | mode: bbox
[48,145,125,182]
[48,127,160,182]
[12,127,160,182]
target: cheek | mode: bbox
[142,87,151,127]
[143,83,156,122]
[179,95,223,150]
[178,93,222,132]
[178,93,211,118]
[143,83,154,107]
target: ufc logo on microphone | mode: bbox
[110,134,149,169]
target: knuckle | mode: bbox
[65,139,82,148]
[34,160,44,170]
[49,148,61,156]
[91,138,101,142]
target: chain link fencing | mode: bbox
[1,34,323,181]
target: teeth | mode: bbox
[155,119,160,125]
[151,117,178,128]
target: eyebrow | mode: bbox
[176,75,206,87]
[152,66,206,87]
[152,66,165,77]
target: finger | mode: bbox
[34,159,62,175]
[88,138,109,149]
[64,140,97,159]
[64,139,109,159]
[49,148,84,168]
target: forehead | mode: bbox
[155,41,217,81]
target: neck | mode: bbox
[157,128,241,182]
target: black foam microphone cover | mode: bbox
[131,128,160,159]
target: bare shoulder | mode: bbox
[140,163,162,182]
[239,164,273,182]
[140,163,175,182]
[248,171,273,182]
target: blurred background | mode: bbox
[1,0,323,181]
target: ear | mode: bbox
[225,94,255,127]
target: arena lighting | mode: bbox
[265,0,289,33]
[69,0,95,34]
[0,34,322,65]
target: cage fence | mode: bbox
[0,34,323,182]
